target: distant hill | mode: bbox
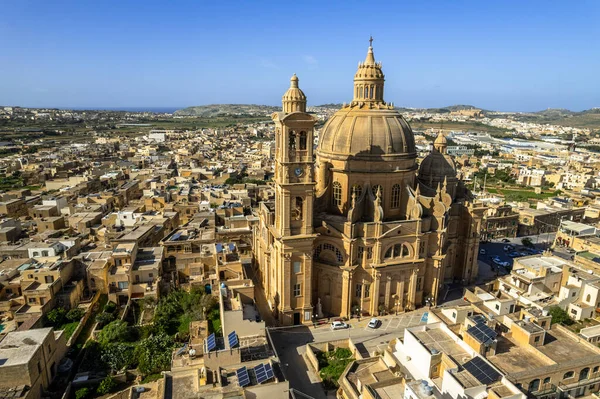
[174,104,280,117]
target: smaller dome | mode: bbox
[434,132,447,148]
[282,74,306,113]
[418,151,457,185]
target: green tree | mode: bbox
[96,312,116,326]
[96,375,117,395]
[75,387,89,399]
[66,308,85,322]
[47,308,67,326]
[98,320,132,346]
[548,306,574,326]
[135,333,174,375]
[101,343,135,373]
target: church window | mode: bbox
[314,243,344,265]
[355,284,362,298]
[385,243,411,259]
[402,244,410,257]
[299,131,307,150]
[370,85,374,99]
[417,278,422,290]
[293,261,301,274]
[292,197,303,220]
[333,182,342,206]
[293,283,301,297]
[351,184,362,199]
[391,184,401,208]
[289,131,296,152]
[364,86,369,98]
[364,284,370,298]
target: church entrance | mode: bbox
[293,312,301,325]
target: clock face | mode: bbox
[294,167,303,177]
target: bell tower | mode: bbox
[270,74,318,325]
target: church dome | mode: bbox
[317,39,416,161]
[317,107,416,159]
[418,132,457,184]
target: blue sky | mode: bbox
[0,0,598,111]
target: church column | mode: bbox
[384,276,391,310]
[302,254,313,322]
[282,194,291,237]
[305,191,314,233]
[398,280,405,311]
[432,259,442,305]
[370,272,381,315]
[408,269,418,310]
[341,269,352,319]
[282,253,292,312]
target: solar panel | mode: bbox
[467,322,497,345]
[170,231,183,241]
[254,363,268,384]
[237,366,250,387]
[228,331,239,348]
[206,333,216,352]
[265,363,274,380]
[463,357,501,385]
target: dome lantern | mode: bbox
[282,73,307,113]
[352,37,385,106]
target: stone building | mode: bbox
[253,41,486,326]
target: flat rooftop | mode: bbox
[516,256,566,273]
[489,325,600,378]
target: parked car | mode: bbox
[331,321,349,330]
[502,238,511,243]
[479,249,486,255]
[508,251,521,258]
[503,245,515,251]
[367,318,381,329]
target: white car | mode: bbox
[479,249,486,255]
[367,318,381,329]
[331,321,349,330]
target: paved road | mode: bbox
[268,310,429,398]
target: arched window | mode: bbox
[299,131,307,150]
[351,184,362,199]
[580,367,590,381]
[543,377,551,385]
[289,131,296,152]
[370,85,374,99]
[292,197,303,220]
[332,182,342,206]
[563,371,574,380]
[364,86,369,98]
[528,379,540,393]
[402,245,410,257]
[385,243,411,259]
[314,243,344,265]
[391,184,401,208]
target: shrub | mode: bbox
[66,308,85,322]
[104,302,117,313]
[95,312,116,326]
[97,375,117,395]
[548,306,574,326]
[75,387,89,399]
[47,308,67,326]
[98,320,132,346]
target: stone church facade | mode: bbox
[253,41,487,326]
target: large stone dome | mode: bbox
[317,106,416,160]
[316,41,416,161]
